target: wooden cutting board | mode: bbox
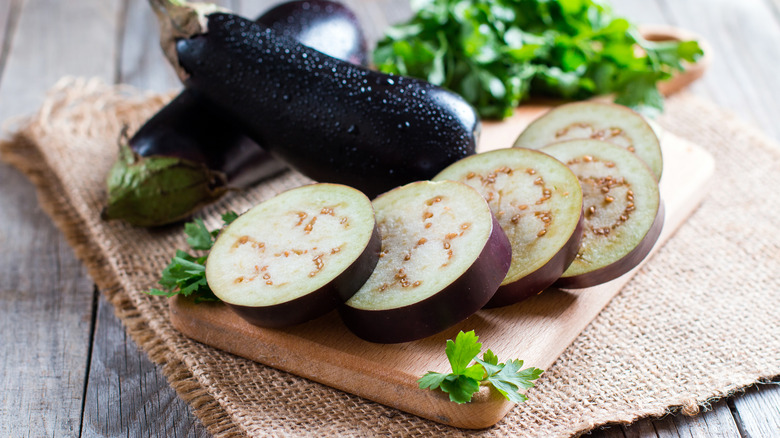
[170,101,715,429]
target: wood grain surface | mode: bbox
[0,0,778,436]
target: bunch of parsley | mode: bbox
[147,212,238,302]
[374,0,703,119]
[419,330,543,403]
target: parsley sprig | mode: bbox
[147,211,238,302]
[374,0,704,119]
[419,330,543,404]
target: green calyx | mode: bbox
[102,143,228,227]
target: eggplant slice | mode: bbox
[541,140,663,288]
[341,181,511,343]
[434,148,584,307]
[513,101,663,180]
[206,183,380,328]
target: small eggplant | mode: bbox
[259,0,368,66]
[104,1,369,227]
[148,0,480,199]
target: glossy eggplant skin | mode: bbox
[176,13,480,199]
[130,88,283,184]
[260,0,367,66]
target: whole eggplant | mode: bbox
[104,0,369,227]
[149,1,480,199]
[261,0,367,66]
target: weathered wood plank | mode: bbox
[0,0,121,123]
[0,164,96,437]
[592,424,628,438]
[0,0,121,436]
[0,0,21,82]
[75,1,234,436]
[621,420,658,438]
[116,0,237,94]
[117,0,180,93]
[658,0,780,142]
[0,1,11,47]
[80,295,210,438]
[680,400,741,437]
[223,0,251,17]
[731,383,780,437]
[365,0,413,31]
[348,0,412,49]
[591,400,741,438]
[649,401,741,438]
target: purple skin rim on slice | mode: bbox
[227,222,381,328]
[552,201,665,289]
[484,208,585,308]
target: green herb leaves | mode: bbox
[475,354,542,403]
[419,330,543,403]
[184,219,216,251]
[147,212,238,302]
[147,250,211,300]
[374,0,703,119]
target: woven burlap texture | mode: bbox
[1,77,778,437]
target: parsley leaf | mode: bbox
[146,212,238,302]
[446,330,483,373]
[477,357,544,403]
[440,375,481,404]
[374,0,704,119]
[185,219,214,251]
[418,330,543,404]
[418,371,450,391]
[221,210,239,226]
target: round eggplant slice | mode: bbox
[541,140,664,289]
[513,101,663,180]
[340,181,511,344]
[433,148,584,307]
[205,183,380,328]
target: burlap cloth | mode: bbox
[1,77,778,437]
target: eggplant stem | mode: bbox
[147,0,228,81]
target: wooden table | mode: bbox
[1,0,778,436]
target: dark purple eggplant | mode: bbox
[260,0,367,66]
[104,1,369,227]
[148,1,480,199]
